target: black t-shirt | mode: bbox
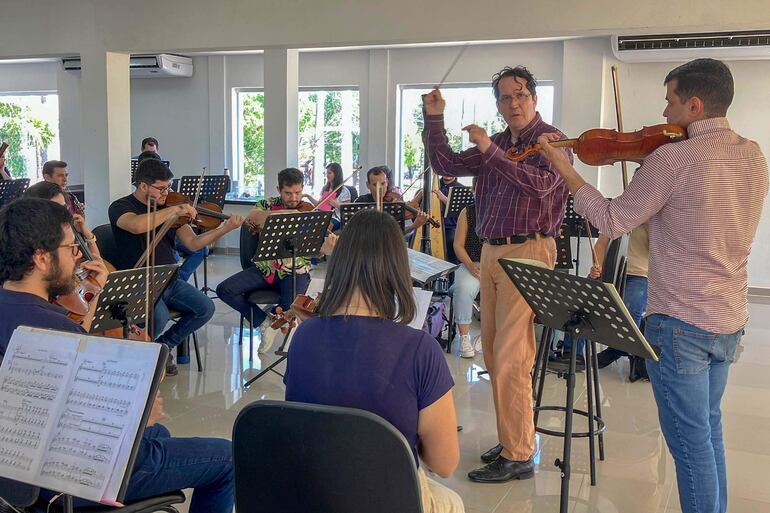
[355,193,375,203]
[0,289,86,359]
[108,194,178,270]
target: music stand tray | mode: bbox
[340,202,405,231]
[0,178,30,207]
[244,210,332,389]
[408,248,459,286]
[89,264,179,336]
[499,258,658,513]
[179,175,229,207]
[444,186,474,218]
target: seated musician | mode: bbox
[41,160,79,216]
[109,159,243,375]
[0,153,11,180]
[450,189,483,359]
[24,181,101,261]
[301,162,351,231]
[0,198,235,513]
[284,209,464,513]
[217,167,336,354]
[355,165,430,235]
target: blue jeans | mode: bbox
[563,274,648,358]
[46,424,233,513]
[175,239,209,283]
[645,314,741,513]
[450,264,480,325]
[153,278,216,348]
[216,267,311,325]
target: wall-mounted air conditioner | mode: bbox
[612,31,770,63]
[62,54,193,78]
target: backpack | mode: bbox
[422,301,447,340]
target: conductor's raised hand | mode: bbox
[422,88,446,116]
[462,124,493,153]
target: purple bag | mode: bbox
[422,301,447,339]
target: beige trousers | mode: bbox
[479,237,556,461]
[418,468,465,513]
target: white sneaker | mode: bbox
[258,321,278,354]
[459,334,475,358]
[472,335,483,353]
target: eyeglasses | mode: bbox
[497,92,532,105]
[58,242,82,257]
[149,184,172,194]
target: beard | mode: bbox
[44,252,78,298]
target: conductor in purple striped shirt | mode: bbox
[539,58,769,513]
[423,66,570,483]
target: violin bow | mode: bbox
[611,66,630,190]
[192,167,206,209]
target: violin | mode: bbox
[52,224,102,324]
[164,190,231,231]
[269,293,321,334]
[505,124,687,166]
[244,200,317,234]
[382,189,441,229]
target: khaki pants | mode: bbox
[480,237,556,461]
[418,468,465,513]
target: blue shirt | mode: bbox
[0,289,86,359]
[284,315,454,464]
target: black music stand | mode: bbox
[555,224,573,270]
[178,174,230,296]
[498,259,658,513]
[89,265,179,338]
[444,186,474,218]
[563,195,599,276]
[130,159,170,184]
[0,178,30,206]
[340,202,405,231]
[243,211,332,389]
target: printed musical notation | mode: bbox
[0,327,162,503]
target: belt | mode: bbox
[483,233,546,246]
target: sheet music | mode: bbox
[408,248,458,284]
[0,327,161,502]
[410,288,434,331]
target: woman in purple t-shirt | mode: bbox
[284,209,464,513]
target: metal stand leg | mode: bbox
[533,327,551,425]
[243,328,292,388]
[249,308,254,363]
[556,337,578,513]
[591,338,606,461]
[584,336,597,485]
[192,331,203,372]
[201,249,217,297]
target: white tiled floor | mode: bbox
[162,254,770,513]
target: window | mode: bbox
[0,93,60,182]
[397,83,554,187]
[231,89,265,200]
[298,89,359,197]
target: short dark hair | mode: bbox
[135,158,173,186]
[318,209,416,324]
[137,150,161,163]
[42,160,67,177]
[664,58,734,117]
[141,137,159,150]
[0,198,72,282]
[277,168,304,189]
[492,66,537,99]
[366,165,391,184]
[24,181,64,201]
[323,163,344,192]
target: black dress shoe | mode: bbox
[468,456,535,483]
[480,443,503,463]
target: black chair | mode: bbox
[0,477,185,513]
[345,184,358,203]
[232,400,423,513]
[92,224,203,372]
[237,224,280,362]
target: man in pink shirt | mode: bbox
[539,58,768,513]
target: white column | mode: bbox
[364,49,390,189]
[79,50,132,226]
[263,48,299,195]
